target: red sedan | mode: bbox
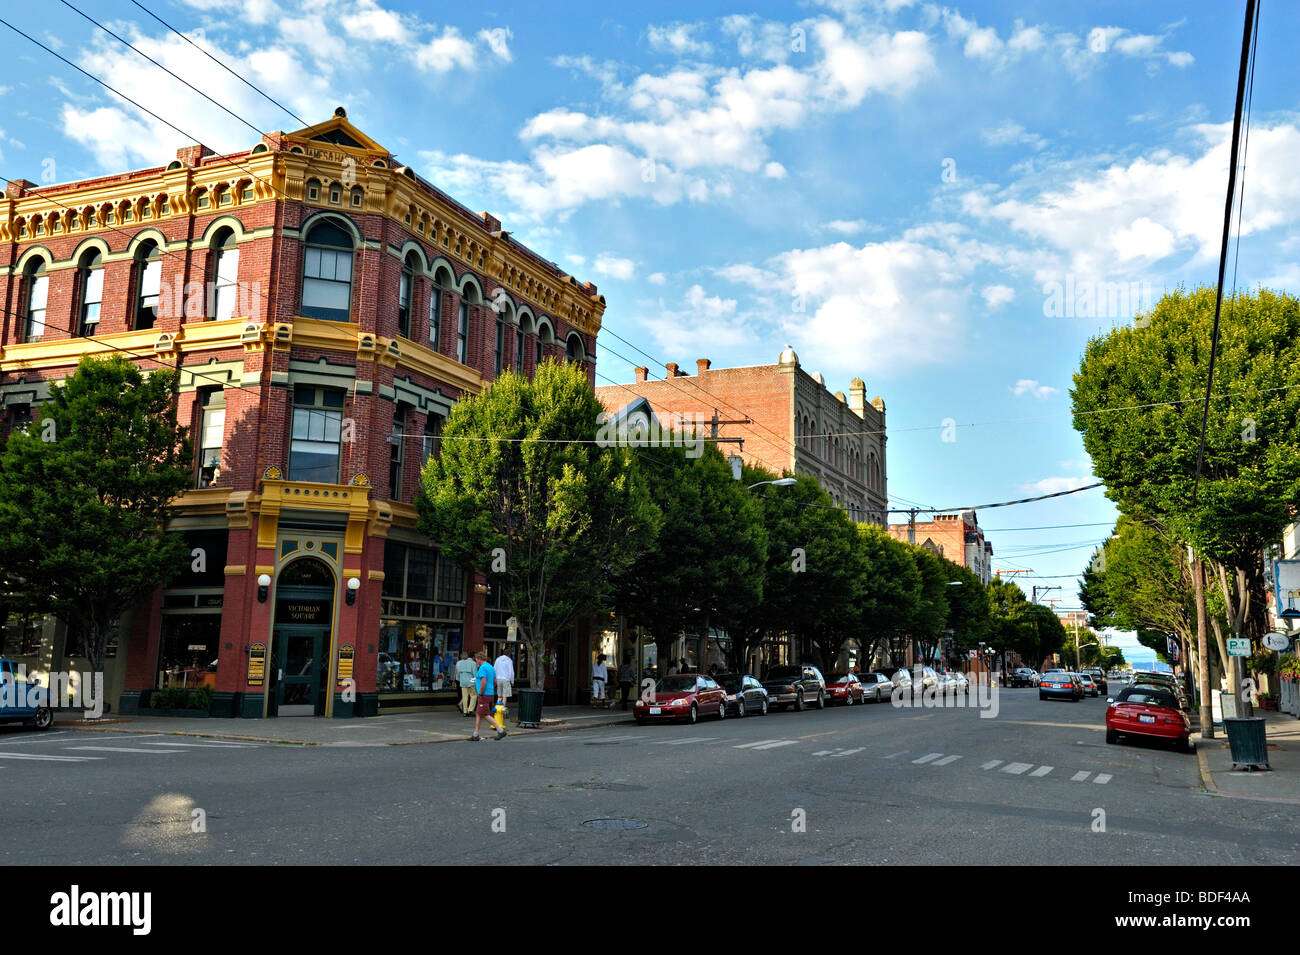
[1106,683,1192,752]
[634,673,726,725]
[825,673,865,705]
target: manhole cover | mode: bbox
[582,818,648,831]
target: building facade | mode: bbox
[595,346,888,524]
[887,510,994,584]
[0,109,604,717]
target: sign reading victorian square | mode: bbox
[281,601,331,626]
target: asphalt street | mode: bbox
[3,688,1296,865]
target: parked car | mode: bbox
[633,673,726,725]
[825,672,865,705]
[1077,673,1099,697]
[1083,668,1108,694]
[858,672,895,702]
[938,669,969,696]
[1106,683,1192,752]
[1009,667,1038,688]
[1130,670,1189,709]
[715,673,769,717]
[1040,670,1083,701]
[760,665,826,711]
[883,667,913,692]
[0,659,53,730]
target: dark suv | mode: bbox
[760,664,826,711]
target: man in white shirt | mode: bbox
[591,653,608,701]
[493,651,515,705]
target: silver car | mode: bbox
[858,672,895,702]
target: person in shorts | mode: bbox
[472,649,505,741]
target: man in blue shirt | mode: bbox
[472,649,506,741]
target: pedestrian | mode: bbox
[494,649,515,714]
[667,660,678,676]
[680,658,688,674]
[618,653,635,711]
[591,653,608,702]
[472,649,505,741]
[455,651,477,717]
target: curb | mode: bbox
[55,712,637,747]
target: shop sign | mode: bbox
[1263,631,1291,652]
[279,600,330,626]
[247,643,266,686]
[1226,637,1251,657]
[338,644,354,683]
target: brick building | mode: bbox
[887,510,994,584]
[0,109,604,717]
[595,345,888,523]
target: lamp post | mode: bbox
[748,477,797,490]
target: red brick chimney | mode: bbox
[5,178,34,198]
[479,211,501,232]
[696,358,711,374]
[665,362,680,377]
[634,367,648,383]
[176,144,214,167]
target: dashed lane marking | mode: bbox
[1029,765,1054,777]
[913,753,943,764]
[0,751,102,762]
[932,755,962,766]
[1000,762,1033,775]
[1072,771,1091,782]
[750,740,799,751]
[980,760,1003,770]
[64,746,184,754]
[1094,773,1112,785]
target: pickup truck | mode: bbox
[0,658,54,730]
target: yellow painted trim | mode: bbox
[255,564,275,576]
[379,335,484,395]
[367,570,386,582]
[224,565,247,576]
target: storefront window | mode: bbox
[380,541,466,694]
[2,612,45,656]
[156,615,221,689]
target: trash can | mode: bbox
[516,688,545,728]
[1224,716,1270,771]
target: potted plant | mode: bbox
[1257,691,1276,711]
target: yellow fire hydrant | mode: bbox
[494,699,507,730]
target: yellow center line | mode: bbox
[1000,720,1104,731]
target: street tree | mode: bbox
[417,361,659,695]
[611,443,765,673]
[856,525,922,667]
[0,355,192,676]
[1073,288,1300,725]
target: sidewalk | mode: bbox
[52,704,637,745]
[1195,709,1300,805]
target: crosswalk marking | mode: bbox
[912,752,943,764]
[1071,771,1091,782]
[734,739,781,749]
[835,747,865,757]
[0,751,102,762]
[812,749,834,756]
[932,754,962,766]
[1029,765,1053,777]
[1094,773,1112,785]
[980,759,1003,770]
[1001,762,1033,775]
[650,737,719,746]
[750,740,798,751]
[64,746,184,754]
[882,751,907,759]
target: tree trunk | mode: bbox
[1193,556,1214,738]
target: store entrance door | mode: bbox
[269,557,336,717]
[272,626,329,716]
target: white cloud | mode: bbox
[1010,378,1058,400]
[416,27,477,73]
[980,120,1045,150]
[339,0,408,43]
[1024,475,1097,494]
[764,161,788,179]
[982,284,1015,308]
[593,254,636,280]
[638,285,753,355]
[825,219,867,235]
[479,28,513,62]
[647,23,713,57]
[647,272,667,285]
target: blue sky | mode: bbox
[4,0,1297,667]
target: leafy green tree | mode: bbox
[0,355,192,675]
[1072,288,1300,716]
[906,547,950,665]
[417,361,659,692]
[614,445,764,671]
[856,525,922,667]
[942,559,990,659]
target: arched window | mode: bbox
[429,267,451,351]
[209,228,240,321]
[136,241,162,330]
[398,252,418,339]
[565,332,585,363]
[301,220,353,321]
[21,258,48,343]
[78,249,104,337]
